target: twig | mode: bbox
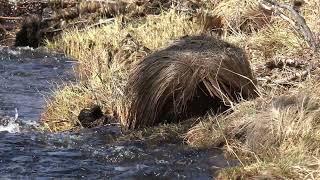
[272,64,314,85]
[0,16,23,20]
[84,18,115,29]
[265,58,306,69]
[260,0,318,51]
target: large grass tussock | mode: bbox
[186,84,320,178]
[125,35,259,129]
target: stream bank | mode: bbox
[0,46,236,179]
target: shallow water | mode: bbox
[0,47,236,179]
[0,46,75,121]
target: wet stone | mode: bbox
[78,105,104,128]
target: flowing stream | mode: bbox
[0,46,236,179]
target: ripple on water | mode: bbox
[0,124,238,179]
[0,46,75,121]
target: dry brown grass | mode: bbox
[186,79,320,179]
[42,9,203,131]
[42,0,320,178]
[125,35,259,130]
[117,118,197,147]
[213,0,272,35]
[41,84,95,132]
[41,61,129,132]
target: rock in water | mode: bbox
[14,15,42,48]
[0,115,20,133]
[78,105,104,128]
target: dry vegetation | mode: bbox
[42,0,320,178]
[42,9,203,131]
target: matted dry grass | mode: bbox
[213,0,272,35]
[124,35,259,130]
[42,9,203,131]
[186,78,320,179]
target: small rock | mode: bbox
[78,105,104,128]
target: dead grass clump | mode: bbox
[245,22,307,63]
[186,88,320,178]
[218,0,319,64]
[41,84,95,132]
[41,59,130,132]
[220,20,308,64]
[126,9,203,50]
[117,118,197,146]
[213,0,271,34]
[222,20,308,65]
[243,94,320,156]
[124,35,259,130]
[186,99,262,148]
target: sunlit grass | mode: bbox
[42,9,203,131]
[43,0,320,178]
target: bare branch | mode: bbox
[265,58,306,69]
[272,68,310,85]
[0,16,23,20]
[260,0,318,51]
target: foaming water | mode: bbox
[0,46,236,179]
[0,127,236,179]
[0,46,75,122]
[0,119,20,133]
